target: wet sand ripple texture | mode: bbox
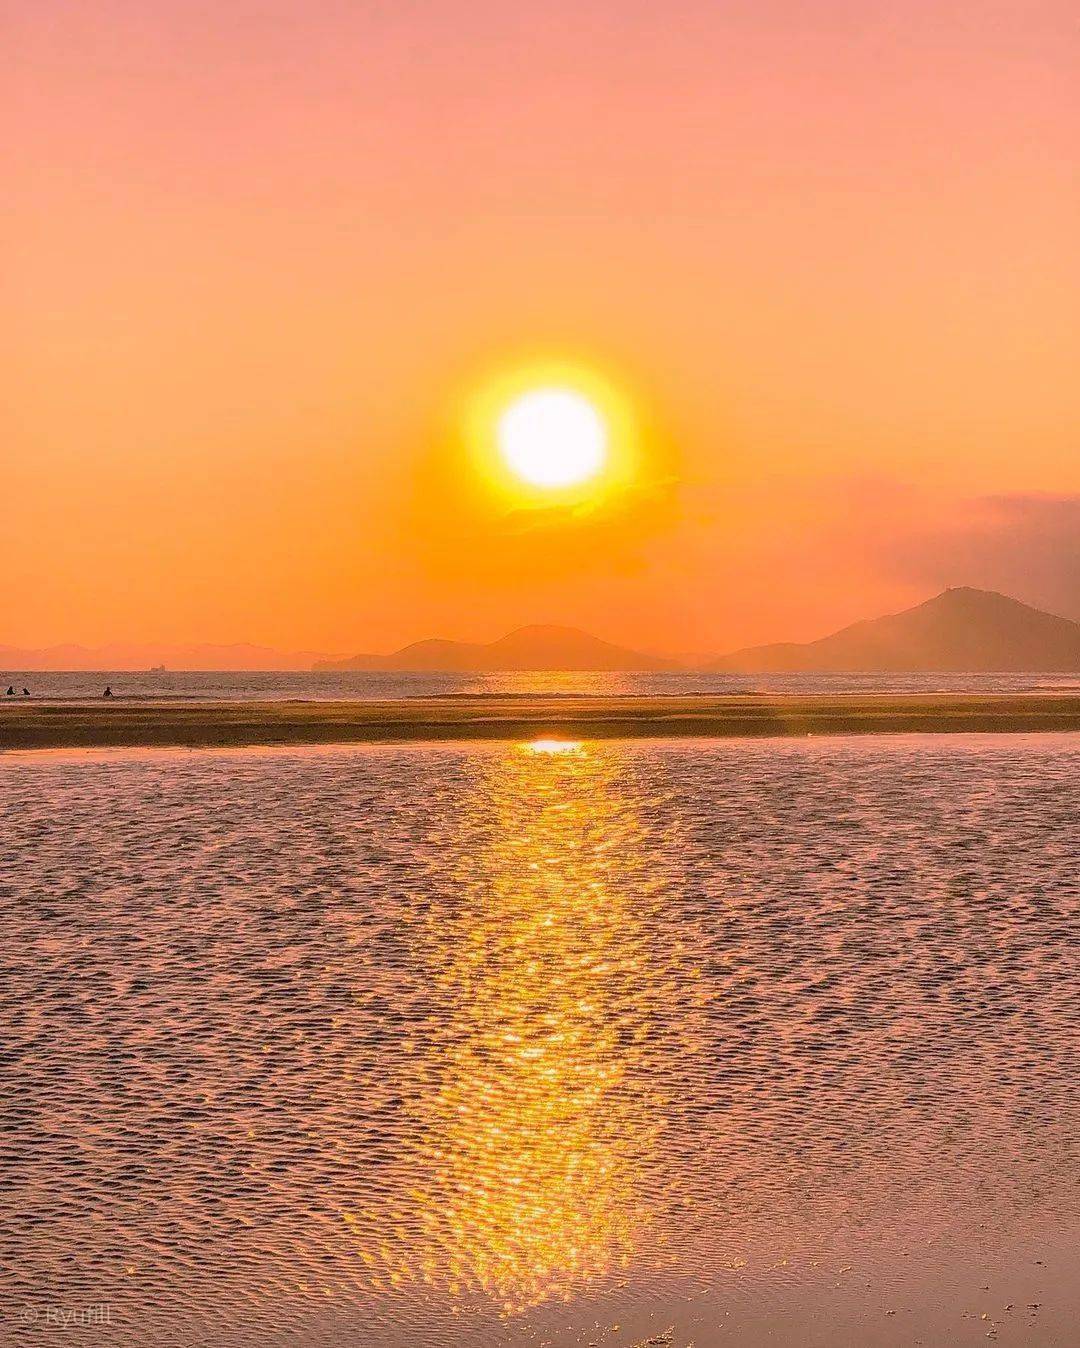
[0,736,1077,1345]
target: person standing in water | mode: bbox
[5,686,13,696]
[103,686,114,698]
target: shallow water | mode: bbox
[1,736,1078,1346]
[5,668,1080,702]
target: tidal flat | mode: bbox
[2,735,1077,1345]
[2,691,1080,751]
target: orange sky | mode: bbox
[6,0,1079,656]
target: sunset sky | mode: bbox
[6,0,1078,657]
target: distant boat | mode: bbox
[147,664,167,674]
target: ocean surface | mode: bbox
[2,735,1078,1346]
[3,669,1080,701]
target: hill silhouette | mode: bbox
[709,588,1080,672]
[315,624,676,672]
[8,590,1077,676]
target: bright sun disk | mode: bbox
[497,388,607,489]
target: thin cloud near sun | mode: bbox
[402,352,683,581]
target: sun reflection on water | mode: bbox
[352,740,669,1313]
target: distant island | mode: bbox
[708,588,1080,673]
[321,589,1080,674]
[315,624,677,672]
[5,589,1079,674]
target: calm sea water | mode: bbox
[3,669,1080,701]
[2,736,1078,1346]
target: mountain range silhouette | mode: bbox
[319,589,1080,673]
[5,589,1079,673]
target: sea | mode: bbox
[3,668,1080,700]
[2,733,1078,1346]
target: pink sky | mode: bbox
[5,0,1078,655]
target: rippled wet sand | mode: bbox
[2,736,1077,1346]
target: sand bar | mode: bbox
[2,692,1079,751]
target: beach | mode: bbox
[9,0,1079,1341]
[4,734,1077,1346]
[2,691,1080,751]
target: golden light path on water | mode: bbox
[4,737,1079,1346]
[345,737,688,1314]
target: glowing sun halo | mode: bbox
[497,388,607,489]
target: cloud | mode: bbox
[881,493,1080,620]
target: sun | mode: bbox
[463,358,638,507]
[497,388,608,490]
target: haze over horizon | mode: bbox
[8,0,1078,654]
[5,587,1080,672]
